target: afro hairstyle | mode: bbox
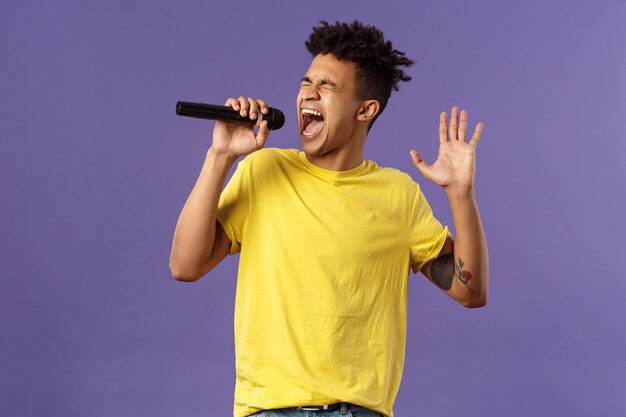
[305,20,414,127]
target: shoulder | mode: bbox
[368,162,421,192]
[241,147,299,168]
[236,148,301,184]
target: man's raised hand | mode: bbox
[210,97,271,158]
[410,106,484,191]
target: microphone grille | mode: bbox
[268,108,285,130]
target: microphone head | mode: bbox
[267,107,285,130]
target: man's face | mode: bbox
[297,53,363,159]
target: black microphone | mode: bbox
[176,101,285,130]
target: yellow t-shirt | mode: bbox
[217,148,449,417]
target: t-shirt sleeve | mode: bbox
[216,158,252,255]
[409,187,451,272]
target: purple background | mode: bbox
[1,1,625,416]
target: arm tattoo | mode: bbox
[430,254,474,294]
[455,258,475,294]
[430,253,454,290]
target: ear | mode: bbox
[356,100,380,123]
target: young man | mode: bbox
[170,21,488,417]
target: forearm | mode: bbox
[169,148,236,279]
[446,187,489,307]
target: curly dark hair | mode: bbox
[305,20,414,127]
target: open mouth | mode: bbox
[301,108,325,138]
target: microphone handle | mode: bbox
[176,101,284,130]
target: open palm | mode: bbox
[411,107,484,190]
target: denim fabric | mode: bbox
[247,403,383,417]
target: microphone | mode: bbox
[176,101,285,130]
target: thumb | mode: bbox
[255,121,270,149]
[409,150,431,177]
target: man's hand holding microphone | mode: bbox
[169,97,276,281]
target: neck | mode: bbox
[307,128,367,171]
[305,148,364,171]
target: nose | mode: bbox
[300,84,321,101]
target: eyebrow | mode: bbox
[301,76,337,87]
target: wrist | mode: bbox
[206,147,238,166]
[444,185,475,201]
[207,146,238,162]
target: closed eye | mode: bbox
[300,76,337,89]
[319,78,336,88]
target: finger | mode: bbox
[237,96,249,117]
[247,97,259,120]
[459,110,467,142]
[257,99,269,115]
[409,150,432,177]
[439,112,447,143]
[255,120,270,149]
[225,98,239,110]
[469,122,484,146]
[450,106,458,141]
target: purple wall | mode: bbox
[1,1,624,416]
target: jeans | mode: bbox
[248,402,383,417]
